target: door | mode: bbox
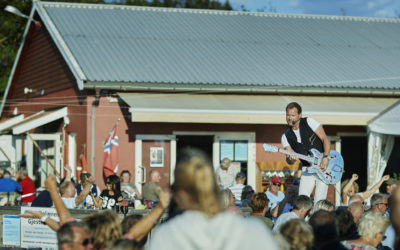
[26,133,62,187]
[134,135,176,194]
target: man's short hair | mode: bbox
[293,195,313,210]
[370,193,386,207]
[59,181,73,196]
[235,172,246,181]
[286,102,302,114]
[57,221,89,249]
[309,210,339,244]
[250,192,268,213]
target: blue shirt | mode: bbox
[0,177,22,192]
[266,189,285,209]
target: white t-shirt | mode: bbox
[62,197,76,209]
[281,117,321,147]
[148,210,279,250]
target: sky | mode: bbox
[231,0,400,18]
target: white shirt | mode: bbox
[148,210,279,250]
[62,197,76,209]
[229,183,245,205]
[216,167,237,189]
[281,117,321,147]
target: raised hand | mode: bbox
[18,210,44,219]
[382,175,390,181]
[45,175,58,192]
[352,174,359,180]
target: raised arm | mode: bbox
[342,174,358,206]
[361,175,390,200]
[45,175,73,224]
[19,210,60,231]
[74,176,94,206]
[125,189,171,241]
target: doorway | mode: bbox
[340,136,368,191]
[176,135,213,160]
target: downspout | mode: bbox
[91,88,101,176]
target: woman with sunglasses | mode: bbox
[93,175,123,210]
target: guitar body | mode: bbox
[305,149,344,185]
[262,143,344,185]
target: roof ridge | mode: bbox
[39,1,400,23]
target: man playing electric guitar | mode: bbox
[281,102,331,204]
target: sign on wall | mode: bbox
[150,147,164,167]
[20,207,59,249]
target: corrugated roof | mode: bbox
[36,2,400,91]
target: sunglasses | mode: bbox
[272,182,281,187]
[81,237,94,246]
[71,237,94,246]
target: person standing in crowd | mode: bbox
[57,221,94,250]
[93,174,123,210]
[229,172,246,206]
[16,167,36,204]
[281,102,331,204]
[149,148,279,250]
[273,195,313,232]
[75,172,100,208]
[341,173,389,206]
[120,170,141,199]
[143,170,162,201]
[0,170,22,193]
[370,193,388,215]
[342,212,390,250]
[215,157,236,189]
[250,192,274,229]
[309,210,348,250]
[266,176,285,211]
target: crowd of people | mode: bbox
[0,101,399,249]
[0,148,394,250]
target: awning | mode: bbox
[0,107,68,135]
[118,93,397,125]
[368,100,400,135]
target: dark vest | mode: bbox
[285,117,323,166]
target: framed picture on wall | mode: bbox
[150,147,164,167]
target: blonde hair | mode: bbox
[358,211,390,239]
[219,189,232,210]
[314,199,334,212]
[173,148,221,216]
[83,210,121,249]
[341,179,359,194]
[279,219,314,250]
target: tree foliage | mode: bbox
[0,0,232,96]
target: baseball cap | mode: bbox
[271,176,282,184]
[386,178,397,185]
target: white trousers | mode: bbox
[299,167,328,204]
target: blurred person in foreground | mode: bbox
[308,210,347,250]
[279,218,313,250]
[148,148,279,250]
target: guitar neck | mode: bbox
[278,148,314,163]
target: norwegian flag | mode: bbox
[103,124,119,177]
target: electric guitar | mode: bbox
[262,143,344,185]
